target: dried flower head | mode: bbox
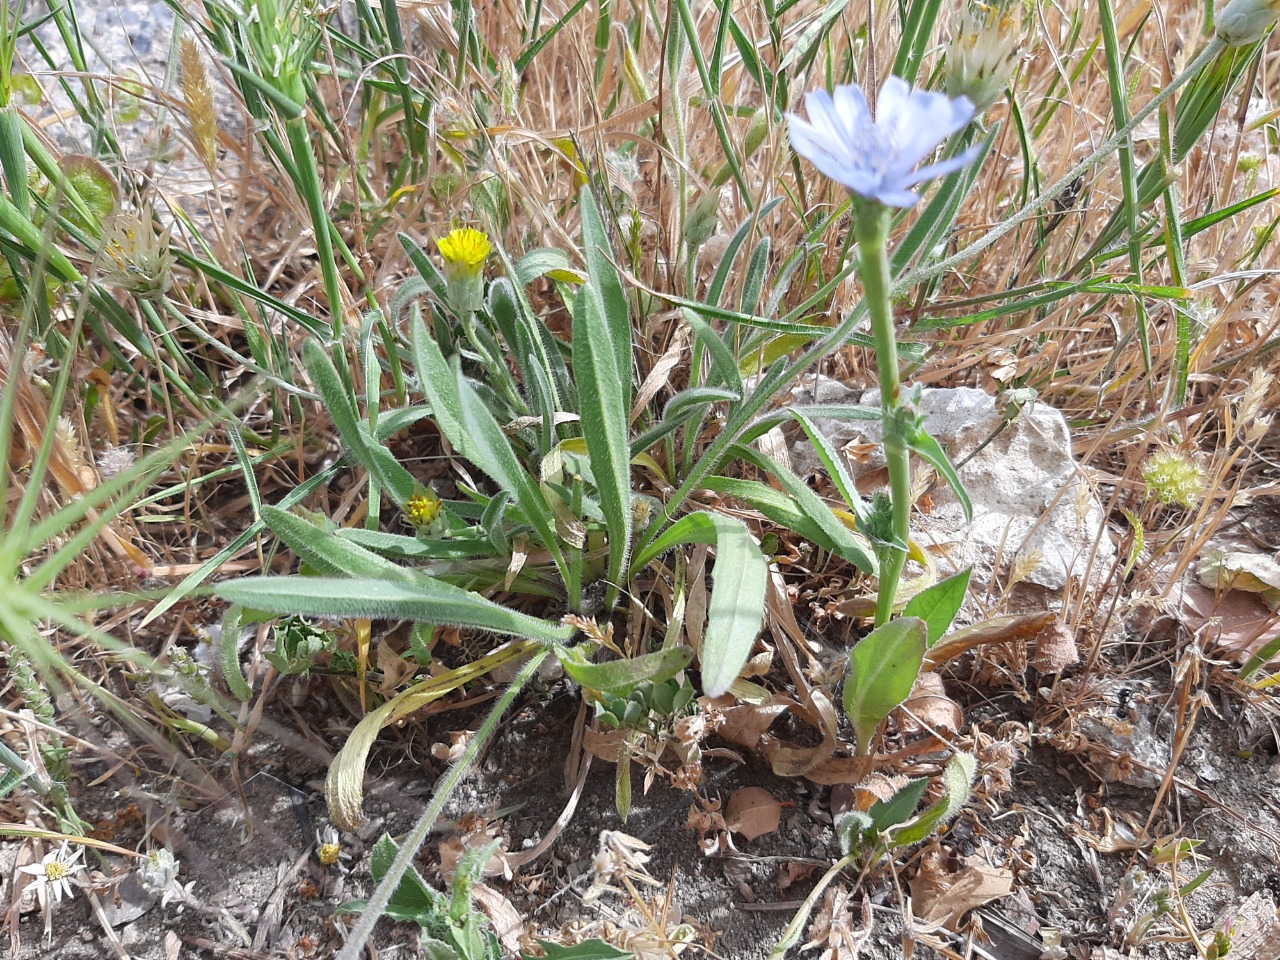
[946,1,1024,111]
[97,444,138,480]
[1142,450,1206,508]
[1217,0,1280,45]
[100,206,175,300]
[787,78,979,208]
[583,830,662,904]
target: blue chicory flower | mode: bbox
[787,77,980,208]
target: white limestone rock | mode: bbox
[790,381,1115,596]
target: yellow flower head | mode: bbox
[436,227,492,277]
[406,490,443,528]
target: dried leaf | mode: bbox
[900,673,962,736]
[713,697,790,749]
[1031,619,1079,672]
[582,727,629,762]
[1199,550,1280,599]
[797,755,876,786]
[471,884,524,954]
[910,850,1014,929]
[925,612,1058,668]
[1172,580,1277,661]
[725,787,783,841]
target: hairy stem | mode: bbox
[855,199,909,626]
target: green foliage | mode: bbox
[836,753,977,859]
[522,940,634,960]
[594,676,697,732]
[842,618,928,756]
[902,569,972,648]
[263,615,335,677]
[337,834,502,960]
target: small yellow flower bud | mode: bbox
[318,842,342,866]
[405,490,444,529]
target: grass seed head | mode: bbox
[1142,450,1206,508]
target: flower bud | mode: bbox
[1217,0,1280,45]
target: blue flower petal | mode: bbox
[899,145,983,189]
[788,77,980,206]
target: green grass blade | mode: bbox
[216,576,576,644]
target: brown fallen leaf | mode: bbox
[925,612,1058,668]
[582,726,629,762]
[777,860,822,894]
[1031,618,1079,673]
[725,786,784,841]
[471,884,524,955]
[707,696,789,750]
[900,673,963,737]
[910,849,1014,929]
[1170,579,1278,662]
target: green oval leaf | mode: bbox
[843,617,927,754]
[902,568,971,648]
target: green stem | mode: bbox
[283,115,345,340]
[855,199,909,627]
[333,647,549,960]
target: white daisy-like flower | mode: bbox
[787,78,980,208]
[19,841,84,905]
[315,825,351,871]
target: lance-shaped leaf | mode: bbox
[303,339,416,505]
[454,362,569,584]
[843,617,927,755]
[902,568,971,648]
[631,512,767,698]
[215,576,575,645]
[560,645,693,695]
[572,271,632,608]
